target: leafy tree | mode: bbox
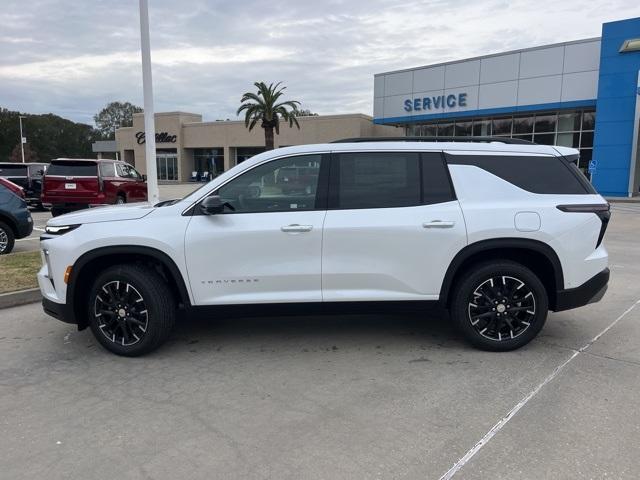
[237,82,300,150]
[9,143,39,163]
[292,108,318,117]
[93,101,142,139]
[0,108,99,162]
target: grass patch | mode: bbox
[0,250,41,294]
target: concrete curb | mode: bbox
[0,288,41,309]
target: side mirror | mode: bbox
[200,195,225,215]
[142,174,147,182]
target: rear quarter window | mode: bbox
[445,153,591,195]
[47,162,98,177]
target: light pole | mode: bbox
[18,115,26,163]
[138,0,160,204]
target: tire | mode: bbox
[450,260,548,351]
[87,264,176,356]
[116,194,126,205]
[51,207,65,217]
[0,221,15,255]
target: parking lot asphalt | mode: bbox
[1,203,639,479]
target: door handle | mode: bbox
[281,224,313,233]
[423,220,455,229]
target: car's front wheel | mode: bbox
[87,264,175,356]
[451,260,548,351]
[0,221,15,255]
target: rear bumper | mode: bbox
[42,297,77,325]
[554,268,609,311]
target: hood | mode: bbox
[47,202,155,226]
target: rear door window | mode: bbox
[445,153,591,194]
[47,162,98,177]
[331,152,420,209]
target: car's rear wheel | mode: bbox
[451,260,548,351]
[0,221,15,255]
[116,194,126,204]
[51,207,66,217]
[87,264,175,356]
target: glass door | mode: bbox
[156,150,178,181]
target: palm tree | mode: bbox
[237,82,301,150]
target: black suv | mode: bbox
[0,182,33,254]
[0,162,48,209]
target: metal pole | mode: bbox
[19,116,25,163]
[138,0,159,203]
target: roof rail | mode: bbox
[331,136,535,145]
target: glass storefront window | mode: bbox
[512,134,533,142]
[454,121,472,136]
[533,133,555,145]
[422,124,438,137]
[193,148,224,180]
[473,119,491,136]
[437,123,454,136]
[236,147,266,164]
[580,131,594,148]
[492,117,512,135]
[513,116,534,134]
[582,111,595,130]
[558,112,580,132]
[534,114,556,133]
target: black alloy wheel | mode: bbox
[467,275,536,341]
[88,264,175,356]
[451,260,548,351]
[94,280,149,347]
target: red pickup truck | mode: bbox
[42,159,148,216]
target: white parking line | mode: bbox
[439,297,640,480]
[16,237,39,242]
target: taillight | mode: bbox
[557,203,611,247]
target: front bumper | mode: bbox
[15,215,33,238]
[554,268,610,311]
[42,297,76,324]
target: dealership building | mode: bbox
[115,112,400,182]
[373,17,640,197]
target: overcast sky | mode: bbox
[0,0,638,125]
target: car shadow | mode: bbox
[161,306,462,354]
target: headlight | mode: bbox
[44,224,80,235]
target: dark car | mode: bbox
[0,162,48,209]
[41,159,148,217]
[0,182,33,254]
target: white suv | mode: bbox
[38,139,610,356]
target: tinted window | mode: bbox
[334,152,420,209]
[422,153,455,204]
[28,164,46,177]
[446,154,590,194]
[0,164,28,177]
[47,162,98,177]
[216,154,322,213]
[101,163,116,177]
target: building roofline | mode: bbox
[374,36,602,77]
[183,113,374,127]
[132,111,202,117]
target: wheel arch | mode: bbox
[67,245,192,329]
[0,213,18,236]
[440,238,564,310]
